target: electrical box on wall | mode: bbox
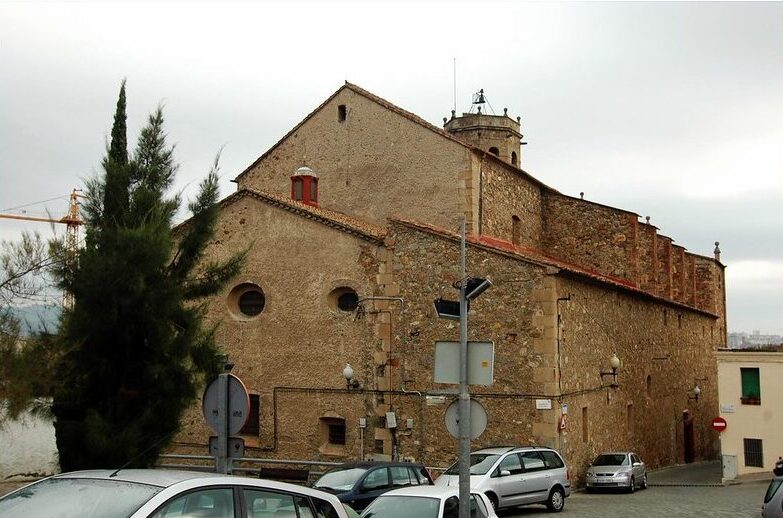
[386,412,397,429]
[406,418,414,429]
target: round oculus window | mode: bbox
[239,290,265,316]
[228,283,266,319]
[328,287,359,312]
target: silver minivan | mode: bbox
[434,446,571,513]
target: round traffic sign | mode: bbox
[711,416,727,432]
[202,373,251,435]
[445,399,488,439]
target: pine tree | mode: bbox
[51,82,245,470]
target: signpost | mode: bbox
[711,416,728,432]
[202,372,250,473]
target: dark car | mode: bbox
[313,461,433,511]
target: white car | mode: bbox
[0,469,352,518]
[358,485,497,518]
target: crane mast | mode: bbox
[0,189,85,308]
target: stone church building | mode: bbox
[174,82,726,481]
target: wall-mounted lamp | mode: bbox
[343,363,361,389]
[599,354,621,388]
[688,384,701,402]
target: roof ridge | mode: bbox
[223,188,387,243]
[233,81,556,193]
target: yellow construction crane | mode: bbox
[0,189,85,307]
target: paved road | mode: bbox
[498,481,768,517]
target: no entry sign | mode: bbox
[711,416,728,432]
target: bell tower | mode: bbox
[443,89,525,167]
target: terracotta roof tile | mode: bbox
[220,188,387,243]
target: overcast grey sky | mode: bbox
[1,2,781,334]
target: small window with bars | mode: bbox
[328,423,346,445]
[743,438,763,467]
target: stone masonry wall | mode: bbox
[237,88,470,232]
[478,158,544,250]
[174,195,383,462]
[554,275,720,484]
[542,193,637,283]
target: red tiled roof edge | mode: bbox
[389,218,719,318]
[175,188,386,244]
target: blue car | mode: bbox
[313,462,433,511]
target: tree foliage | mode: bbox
[51,81,245,470]
[0,232,63,423]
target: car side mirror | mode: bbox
[632,462,641,467]
[500,470,511,477]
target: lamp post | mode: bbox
[457,218,470,518]
[432,218,491,518]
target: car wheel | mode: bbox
[487,493,499,511]
[628,476,635,493]
[546,487,565,513]
[640,473,648,490]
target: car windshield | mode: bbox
[314,467,368,491]
[592,454,629,466]
[765,478,783,504]
[445,454,500,476]
[0,477,162,518]
[360,495,440,518]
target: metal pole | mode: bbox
[458,217,471,518]
[216,373,229,474]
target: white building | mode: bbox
[716,349,783,480]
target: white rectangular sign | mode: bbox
[721,403,736,414]
[433,341,494,386]
[536,399,552,410]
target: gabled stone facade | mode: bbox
[175,83,726,482]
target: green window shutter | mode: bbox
[740,368,760,401]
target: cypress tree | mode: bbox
[52,82,245,470]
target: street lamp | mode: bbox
[688,384,701,402]
[599,354,621,388]
[431,219,492,518]
[343,363,361,389]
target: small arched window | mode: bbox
[489,147,499,156]
[512,215,521,245]
[511,151,518,166]
[646,375,652,397]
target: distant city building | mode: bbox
[728,331,783,349]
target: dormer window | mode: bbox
[290,166,319,207]
[292,177,303,201]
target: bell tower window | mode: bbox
[511,151,518,166]
[489,147,499,156]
